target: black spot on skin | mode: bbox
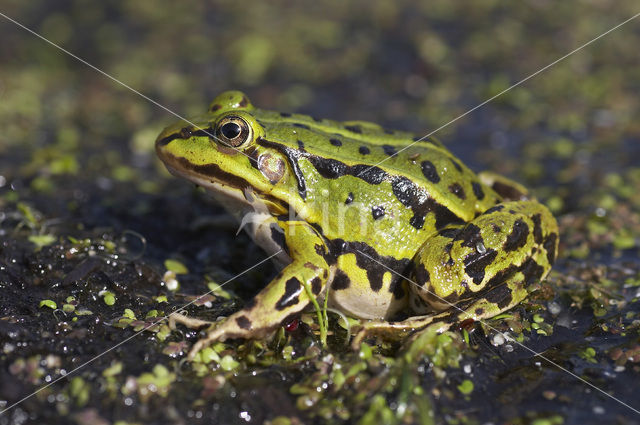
[359,146,370,155]
[484,284,513,309]
[314,243,325,257]
[483,265,517,293]
[280,112,292,117]
[297,139,305,150]
[521,258,545,286]
[503,219,530,252]
[415,263,430,287]
[531,213,543,244]
[345,125,362,134]
[330,138,342,147]
[389,279,405,299]
[235,316,252,329]
[210,104,222,112]
[449,183,466,200]
[306,156,387,185]
[372,206,385,220]
[390,176,464,230]
[484,205,504,215]
[270,223,289,256]
[450,158,463,172]
[345,192,354,204]
[455,223,483,249]
[275,277,302,310]
[327,239,411,294]
[543,233,558,265]
[420,160,440,183]
[293,123,310,130]
[472,182,485,200]
[492,181,525,201]
[509,209,516,214]
[463,248,498,285]
[238,96,249,107]
[331,269,351,290]
[492,224,502,233]
[438,227,460,239]
[382,145,397,156]
[311,277,322,295]
[475,308,484,316]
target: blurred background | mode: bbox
[1,1,640,424]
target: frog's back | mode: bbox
[254,109,502,239]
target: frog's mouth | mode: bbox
[160,153,250,204]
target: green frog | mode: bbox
[156,90,558,358]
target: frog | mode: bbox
[155,90,558,359]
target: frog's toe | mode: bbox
[187,327,226,361]
[169,312,213,330]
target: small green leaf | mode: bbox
[39,299,57,309]
[457,379,474,395]
[164,259,188,274]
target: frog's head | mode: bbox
[156,91,306,216]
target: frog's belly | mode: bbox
[327,266,409,320]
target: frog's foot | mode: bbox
[350,316,450,350]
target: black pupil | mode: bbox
[221,122,242,139]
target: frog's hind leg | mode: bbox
[352,199,559,348]
[478,171,530,201]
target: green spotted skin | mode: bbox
[156,90,559,350]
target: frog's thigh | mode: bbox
[477,171,529,201]
[186,220,329,358]
[410,199,558,314]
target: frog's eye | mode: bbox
[216,115,253,148]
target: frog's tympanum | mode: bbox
[156,91,558,357]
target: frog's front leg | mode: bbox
[183,220,329,360]
[353,199,558,347]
